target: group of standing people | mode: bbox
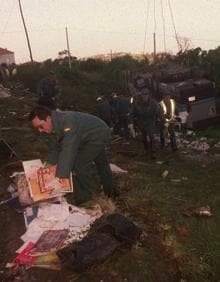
[0,63,17,88]
[95,93,131,142]
[95,88,178,159]
[131,89,178,155]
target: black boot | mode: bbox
[170,136,177,151]
[160,136,165,149]
[150,151,156,159]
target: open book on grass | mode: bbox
[22,159,73,202]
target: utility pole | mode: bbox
[65,27,72,69]
[153,32,156,61]
[18,0,33,63]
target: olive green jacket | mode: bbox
[131,96,165,131]
[48,110,111,177]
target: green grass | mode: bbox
[196,126,220,139]
[112,146,220,281]
[1,88,220,281]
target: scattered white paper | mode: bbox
[20,201,103,244]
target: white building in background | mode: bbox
[0,48,15,65]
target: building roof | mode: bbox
[0,47,14,55]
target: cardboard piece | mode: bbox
[22,159,73,202]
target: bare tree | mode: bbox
[177,35,191,53]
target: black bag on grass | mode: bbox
[96,213,143,244]
[57,232,120,272]
[57,213,143,272]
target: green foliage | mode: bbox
[78,58,106,72]
[58,65,84,86]
[177,47,202,66]
[196,126,220,139]
[17,62,43,92]
[206,47,220,87]
[16,47,220,111]
[174,46,220,89]
[108,55,138,70]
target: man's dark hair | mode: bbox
[29,106,52,121]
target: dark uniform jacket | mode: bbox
[95,100,112,126]
[131,95,164,131]
[37,78,59,98]
[112,95,130,118]
[37,78,60,109]
[48,111,111,178]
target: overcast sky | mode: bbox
[1,0,220,63]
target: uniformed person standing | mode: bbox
[29,106,115,204]
[95,96,113,128]
[110,93,130,142]
[37,71,60,110]
[159,94,178,151]
[130,88,164,159]
[0,63,10,87]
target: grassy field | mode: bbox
[0,88,219,281]
[105,136,220,282]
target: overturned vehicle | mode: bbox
[130,63,220,129]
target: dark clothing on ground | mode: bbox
[48,110,115,204]
[57,213,143,272]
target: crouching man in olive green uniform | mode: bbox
[29,106,115,204]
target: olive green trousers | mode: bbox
[72,144,115,204]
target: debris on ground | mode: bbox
[22,159,73,203]
[177,226,189,236]
[161,170,169,178]
[3,159,139,274]
[0,84,11,98]
[57,213,146,272]
[0,138,19,160]
[4,160,105,272]
[110,163,128,174]
[6,197,103,271]
[171,179,181,183]
[182,206,212,217]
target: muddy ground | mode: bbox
[0,88,220,282]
